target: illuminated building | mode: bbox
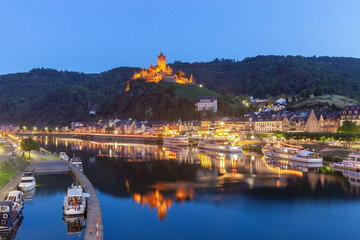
[126,52,194,91]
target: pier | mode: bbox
[0,155,103,240]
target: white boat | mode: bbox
[63,184,90,216]
[59,152,69,161]
[18,172,36,191]
[333,153,360,171]
[163,135,189,147]
[262,142,323,163]
[69,155,83,172]
[198,140,242,153]
[6,191,23,208]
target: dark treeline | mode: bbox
[171,56,360,98]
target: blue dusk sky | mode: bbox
[0,0,359,74]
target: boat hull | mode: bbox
[198,144,243,153]
[263,152,323,163]
[64,207,86,216]
[19,183,36,192]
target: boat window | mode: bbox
[21,179,34,183]
[24,173,33,176]
[0,205,10,212]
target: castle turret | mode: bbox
[157,52,166,71]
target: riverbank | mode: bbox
[0,146,104,240]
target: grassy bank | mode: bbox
[0,157,30,189]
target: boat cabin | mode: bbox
[0,202,17,233]
[67,188,83,209]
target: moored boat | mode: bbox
[63,183,90,216]
[69,155,83,172]
[262,142,322,163]
[6,191,23,208]
[18,172,36,191]
[333,152,360,171]
[0,198,23,233]
[59,152,69,161]
[163,135,189,147]
[198,140,242,153]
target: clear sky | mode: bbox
[0,0,359,74]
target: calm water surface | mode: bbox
[32,136,360,240]
[2,174,85,240]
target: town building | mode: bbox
[340,105,360,125]
[195,96,218,112]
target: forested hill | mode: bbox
[171,56,360,98]
[1,55,360,125]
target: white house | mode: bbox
[276,98,287,105]
[195,96,218,112]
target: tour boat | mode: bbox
[0,192,23,233]
[18,172,36,191]
[333,153,360,171]
[63,183,90,216]
[198,140,243,153]
[262,142,322,163]
[163,135,189,147]
[59,152,69,161]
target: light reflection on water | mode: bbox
[37,136,360,240]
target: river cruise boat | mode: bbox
[0,199,23,233]
[59,152,69,161]
[163,135,189,147]
[262,142,322,163]
[333,153,360,171]
[198,140,243,153]
[63,184,90,216]
[18,172,36,191]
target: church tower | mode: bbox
[157,52,166,71]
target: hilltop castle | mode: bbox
[126,52,193,91]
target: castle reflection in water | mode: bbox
[38,136,359,221]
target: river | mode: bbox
[13,136,360,239]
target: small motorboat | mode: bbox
[69,155,83,172]
[6,191,23,208]
[0,198,23,233]
[59,152,69,161]
[63,183,90,216]
[18,172,36,191]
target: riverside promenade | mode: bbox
[0,150,103,240]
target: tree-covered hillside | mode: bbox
[102,80,244,121]
[1,55,360,125]
[171,56,360,98]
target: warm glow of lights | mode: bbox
[126,52,193,91]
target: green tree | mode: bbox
[314,86,324,96]
[21,137,40,159]
[338,120,360,133]
[299,89,309,99]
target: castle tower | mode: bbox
[157,52,166,71]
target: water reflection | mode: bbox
[0,217,23,240]
[63,216,86,236]
[36,136,360,240]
